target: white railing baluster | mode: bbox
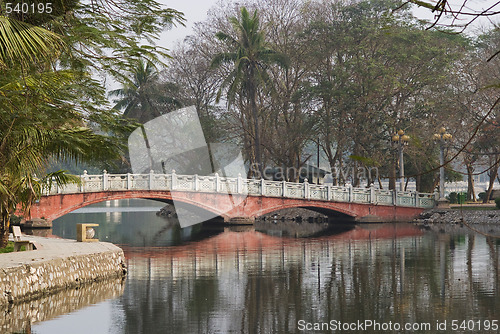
[103,170,108,190]
[149,170,154,190]
[194,174,199,191]
[81,170,87,193]
[171,170,177,190]
[237,174,242,194]
[304,179,309,200]
[39,172,436,208]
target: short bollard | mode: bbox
[76,223,99,242]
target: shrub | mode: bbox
[478,192,487,201]
[448,192,458,204]
[496,197,500,210]
[0,242,15,254]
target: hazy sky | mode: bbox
[103,0,499,92]
[158,0,500,51]
[159,0,218,48]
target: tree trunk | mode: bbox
[466,163,476,202]
[484,155,499,203]
[248,73,262,177]
[140,125,154,173]
[0,216,10,249]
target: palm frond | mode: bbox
[0,16,65,68]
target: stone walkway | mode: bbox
[0,234,122,269]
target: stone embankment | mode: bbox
[0,235,127,306]
[414,209,500,225]
[414,208,500,235]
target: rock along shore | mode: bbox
[0,235,127,306]
[413,208,500,225]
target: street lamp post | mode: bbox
[433,127,452,207]
[392,130,410,192]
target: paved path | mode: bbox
[0,234,122,269]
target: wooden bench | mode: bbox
[12,226,35,251]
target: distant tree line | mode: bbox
[112,0,499,200]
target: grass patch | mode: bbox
[0,241,15,253]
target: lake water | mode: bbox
[12,200,500,333]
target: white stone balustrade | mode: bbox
[45,171,437,209]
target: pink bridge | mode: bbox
[27,172,436,223]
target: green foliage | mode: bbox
[445,169,464,183]
[0,241,15,253]
[0,0,183,246]
[495,197,500,209]
[211,7,288,171]
[109,59,182,123]
[9,214,21,225]
[478,192,487,201]
[0,15,65,68]
[448,192,458,204]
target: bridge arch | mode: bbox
[252,203,357,219]
[30,191,229,222]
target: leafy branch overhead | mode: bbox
[0,0,184,247]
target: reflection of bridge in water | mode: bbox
[123,224,424,280]
[28,172,436,223]
[120,225,499,334]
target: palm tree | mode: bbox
[109,59,183,172]
[0,16,122,247]
[211,7,288,175]
[109,59,182,123]
[0,109,120,247]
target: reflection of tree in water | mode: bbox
[115,228,500,333]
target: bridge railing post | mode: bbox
[194,174,199,191]
[80,170,87,193]
[282,180,286,197]
[261,178,265,196]
[237,174,242,194]
[414,191,419,207]
[327,184,332,201]
[127,173,131,190]
[171,170,177,190]
[393,189,398,206]
[215,173,219,192]
[149,170,154,190]
[304,178,309,200]
[348,184,353,202]
[103,170,108,191]
[370,185,375,204]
